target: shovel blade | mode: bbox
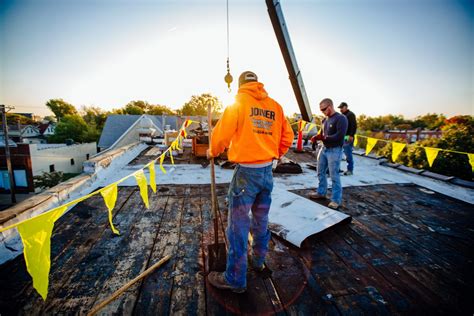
[208,243,227,272]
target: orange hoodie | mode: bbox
[210,82,294,164]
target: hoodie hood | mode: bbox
[238,82,268,100]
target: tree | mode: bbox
[81,106,108,130]
[33,171,64,189]
[48,114,88,143]
[178,93,222,116]
[375,115,474,180]
[46,99,78,120]
[42,115,57,123]
[2,113,34,125]
[147,104,175,115]
[412,113,446,130]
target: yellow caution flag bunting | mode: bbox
[159,152,167,174]
[100,184,120,235]
[148,162,157,193]
[365,137,378,156]
[424,147,441,167]
[297,120,307,132]
[134,170,149,208]
[306,123,317,133]
[391,142,406,162]
[17,205,68,300]
[353,135,358,147]
[468,153,474,172]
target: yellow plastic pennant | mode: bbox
[148,162,157,193]
[365,137,378,156]
[468,153,474,172]
[391,142,406,162]
[184,119,193,128]
[17,205,68,300]
[353,135,358,147]
[134,170,149,208]
[306,123,317,133]
[100,184,120,235]
[159,153,167,174]
[170,150,175,165]
[298,120,307,132]
[424,147,441,167]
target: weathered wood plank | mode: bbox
[265,237,340,315]
[86,190,168,314]
[132,186,186,315]
[203,184,242,316]
[42,187,149,314]
[168,185,206,315]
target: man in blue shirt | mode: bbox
[310,98,348,209]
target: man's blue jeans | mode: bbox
[224,164,273,288]
[343,141,354,172]
[317,147,343,204]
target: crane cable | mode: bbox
[224,0,233,92]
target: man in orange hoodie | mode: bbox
[207,71,294,293]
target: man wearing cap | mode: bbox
[338,102,357,175]
[310,98,348,209]
[206,71,294,293]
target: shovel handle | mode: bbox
[208,103,219,246]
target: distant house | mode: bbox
[383,129,443,143]
[98,114,207,151]
[0,142,97,193]
[38,122,56,137]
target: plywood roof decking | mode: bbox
[0,180,473,315]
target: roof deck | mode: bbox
[0,149,473,315]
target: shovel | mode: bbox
[207,102,227,272]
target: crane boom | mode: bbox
[266,0,312,121]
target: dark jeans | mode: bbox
[224,164,273,288]
[343,141,354,172]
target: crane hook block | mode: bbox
[224,71,233,92]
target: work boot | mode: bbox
[248,256,265,272]
[309,192,327,200]
[328,201,339,209]
[343,170,353,176]
[208,272,246,293]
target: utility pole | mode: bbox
[1,104,16,204]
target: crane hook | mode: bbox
[224,58,233,93]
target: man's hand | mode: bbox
[206,149,213,160]
[311,133,326,143]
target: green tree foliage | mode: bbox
[357,113,447,132]
[177,93,222,116]
[373,115,474,180]
[113,100,175,115]
[46,99,78,120]
[147,104,175,115]
[81,106,108,130]
[48,114,88,143]
[412,113,446,130]
[33,171,64,189]
[2,113,34,125]
[42,115,57,123]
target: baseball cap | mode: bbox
[338,102,348,109]
[238,71,258,87]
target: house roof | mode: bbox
[38,123,52,134]
[98,115,201,149]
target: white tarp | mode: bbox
[268,187,351,247]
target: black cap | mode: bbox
[238,71,258,87]
[338,102,348,109]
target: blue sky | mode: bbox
[0,0,472,118]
